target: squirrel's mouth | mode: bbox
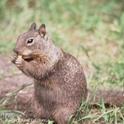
[21,49,34,62]
[13,49,35,62]
[22,55,34,62]
[12,49,44,63]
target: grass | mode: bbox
[0,0,124,123]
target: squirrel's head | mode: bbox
[14,23,50,59]
[13,23,63,78]
[13,23,62,75]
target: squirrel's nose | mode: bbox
[13,48,18,54]
[13,48,22,54]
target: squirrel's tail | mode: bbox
[87,89,124,107]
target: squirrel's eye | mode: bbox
[27,38,34,45]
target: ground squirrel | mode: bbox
[12,23,124,124]
[12,23,87,124]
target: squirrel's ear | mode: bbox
[29,22,36,31]
[38,24,46,37]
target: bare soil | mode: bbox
[0,55,32,98]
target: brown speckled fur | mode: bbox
[13,23,87,124]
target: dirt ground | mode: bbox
[0,55,32,98]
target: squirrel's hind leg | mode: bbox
[31,99,47,119]
[52,107,75,124]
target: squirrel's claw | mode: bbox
[11,55,17,64]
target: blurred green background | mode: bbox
[0,0,124,123]
[0,0,124,89]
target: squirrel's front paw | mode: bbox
[14,55,24,68]
[11,54,17,64]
